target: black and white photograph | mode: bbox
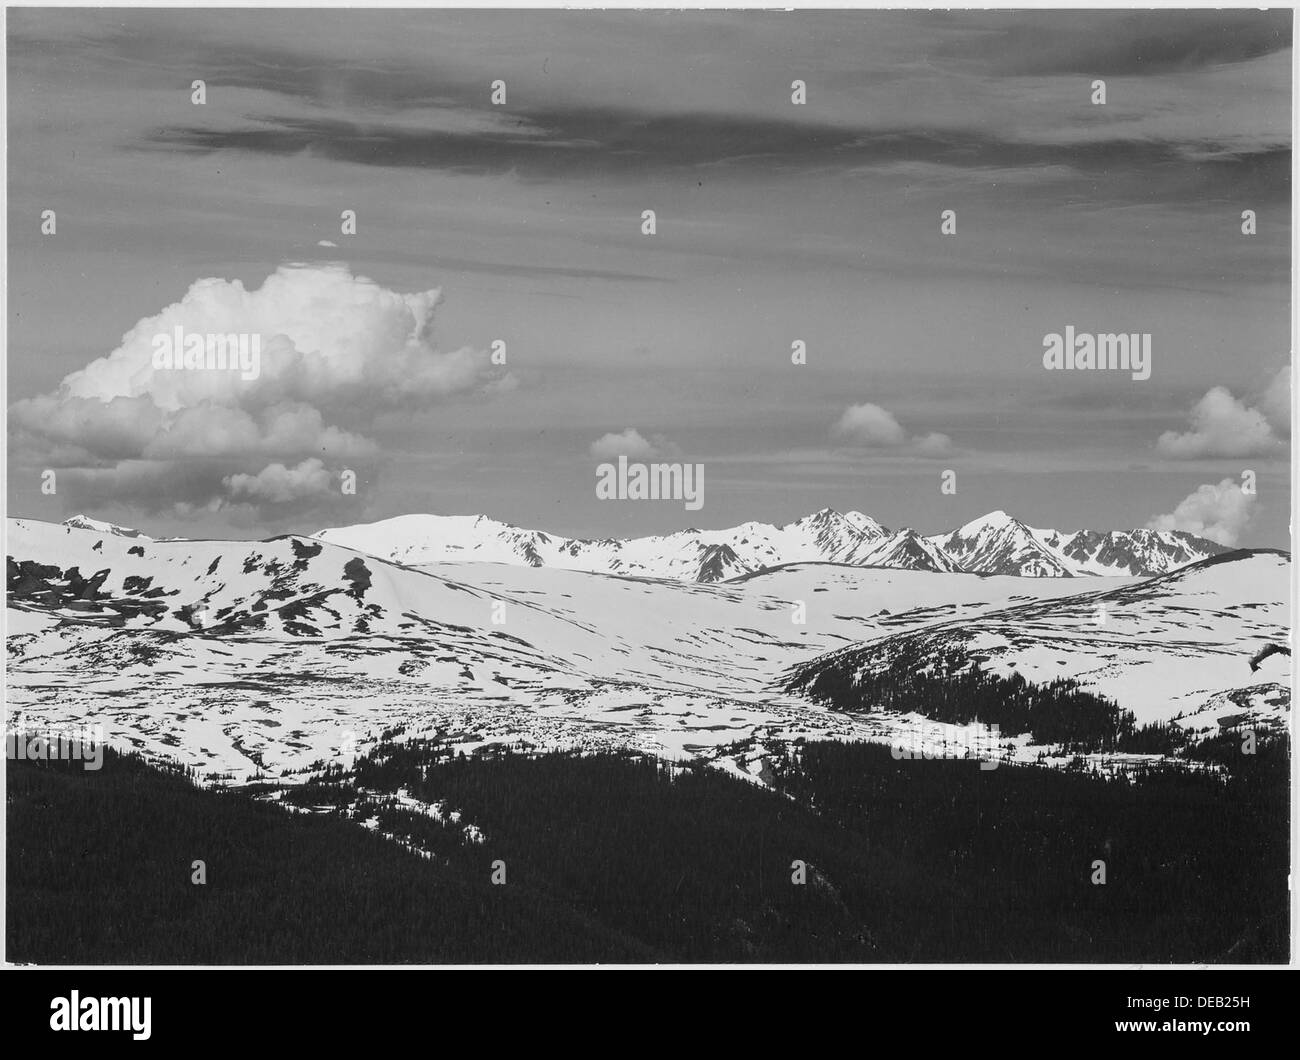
[3,1,1295,989]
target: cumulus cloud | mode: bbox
[913,431,954,455]
[224,458,334,504]
[9,264,511,518]
[1147,478,1255,546]
[833,402,952,454]
[589,428,680,460]
[1156,367,1289,459]
[834,403,906,446]
[1257,364,1291,434]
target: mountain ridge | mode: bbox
[779,546,1291,740]
[310,507,1232,580]
[20,509,1234,582]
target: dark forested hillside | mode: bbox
[6,746,652,964]
[8,734,1289,964]
[784,642,1198,754]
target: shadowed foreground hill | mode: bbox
[7,748,652,964]
[8,736,1288,964]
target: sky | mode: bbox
[5,8,1293,546]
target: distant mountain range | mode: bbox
[309,508,1230,581]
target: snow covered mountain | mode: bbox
[861,527,963,573]
[313,507,898,582]
[6,516,1284,785]
[61,514,151,539]
[4,514,1062,780]
[315,507,1228,581]
[1030,525,1231,576]
[782,548,1292,733]
[925,511,1074,578]
[925,509,1236,578]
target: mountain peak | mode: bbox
[843,510,888,535]
[956,510,1022,536]
[62,514,149,539]
[797,507,842,522]
[788,508,886,534]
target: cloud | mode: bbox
[834,404,906,446]
[136,110,1289,207]
[1156,368,1289,458]
[224,458,334,503]
[1257,364,1291,434]
[589,428,680,460]
[9,264,512,517]
[943,11,1291,77]
[833,403,952,454]
[1147,478,1255,546]
[913,431,954,455]
[15,9,1290,208]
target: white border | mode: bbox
[1,0,1296,973]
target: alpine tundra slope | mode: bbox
[4,514,1287,785]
